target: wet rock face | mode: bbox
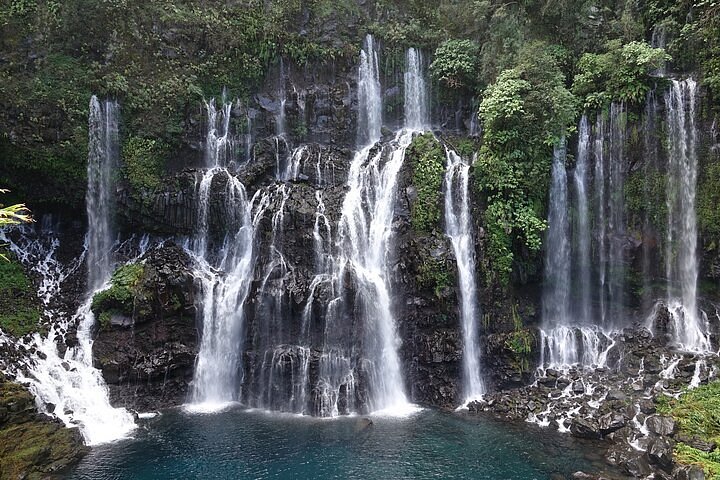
[92,243,197,411]
[0,374,87,477]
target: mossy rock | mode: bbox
[91,262,145,321]
[407,133,446,234]
[0,377,87,479]
[0,254,41,337]
[657,381,720,478]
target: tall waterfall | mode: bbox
[336,133,413,414]
[86,96,119,290]
[539,125,616,370]
[664,79,710,352]
[607,103,627,324]
[444,148,483,401]
[573,116,591,325]
[328,38,428,415]
[8,96,136,445]
[357,34,382,145]
[404,48,429,130]
[277,58,287,137]
[542,143,571,328]
[188,99,269,410]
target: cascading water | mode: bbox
[663,79,710,352]
[204,98,235,169]
[326,39,428,415]
[277,59,287,137]
[404,48,429,130]
[607,103,627,323]
[573,116,591,325]
[5,96,136,445]
[336,132,414,414]
[444,148,484,401]
[357,34,382,146]
[86,96,119,291]
[539,134,614,371]
[542,143,571,328]
[188,98,270,410]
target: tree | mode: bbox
[475,41,577,285]
[0,189,32,261]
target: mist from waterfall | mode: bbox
[444,148,484,401]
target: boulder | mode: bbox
[648,437,674,469]
[570,417,601,439]
[647,415,676,436]
[598,413,626,435]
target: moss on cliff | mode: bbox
[0,254,41,337]
[407,133,445,234]
[91,262,145,324]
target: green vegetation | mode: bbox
[698,162,720,242]
[430,40,480,90]
[91,262,145,324]
[475,42,575,286]
[625,169,667,232]
[407,133,445,233]
[0,376,86,478]
[504,305,533,372]
[122,136,167,202]
[572,40,669,109]
[657,381,720,479]
[0,255,40,337]
[417,257,453,299]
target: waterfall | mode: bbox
[664,79,710,352]
[444,148,483,401]
[86,96,118,290]
[594,114,607,326]
[573,115,591,325]
[542,144,571,327]
[539,135,614,371]
[188,98,270,410]
[607,103,626,324]
[404,48,429,130]
[326,37,430,415]
[357,34,382,145]
[204,99,235,168]
[6,97,136,445]
[336,132,414,414]
[277,59,287,137]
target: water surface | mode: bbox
[69,408,616,479]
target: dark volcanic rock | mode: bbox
[646,415,676,437]
[92,242,197,411]
[571,417,602,439]
[648,437,674,469]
